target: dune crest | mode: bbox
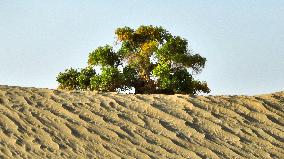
[0,85,283,158]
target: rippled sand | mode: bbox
[0,85,283,158]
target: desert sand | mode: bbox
[0,85,283,159]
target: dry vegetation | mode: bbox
[0,85,283,158]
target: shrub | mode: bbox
[57,68,80,90]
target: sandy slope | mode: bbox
[0,85,283,159]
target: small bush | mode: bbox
[57,68,80,90]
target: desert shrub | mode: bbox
[57,68,80,90]
[77,67,96,90]
[90,66,123,92]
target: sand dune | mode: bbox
[0,85,283,159]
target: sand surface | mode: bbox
[0,85,283,159]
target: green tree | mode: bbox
[56,25,210,94]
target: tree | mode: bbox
[56,25,210,94]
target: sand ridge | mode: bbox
[0,85,283,158]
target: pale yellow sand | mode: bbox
[0,85,283,159]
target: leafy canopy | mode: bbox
[56,25,210,94]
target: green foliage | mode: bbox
[56,25,210,95]
[90,67,123,92]
[77,67,96,90]
[88,45,120,67]
[56,68,80,90]
[152,62,171,77]
[122,66,139,89]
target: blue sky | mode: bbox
[0,0,283,95]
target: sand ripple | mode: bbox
[0,85,283,158]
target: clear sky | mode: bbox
[1,0,283,95]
